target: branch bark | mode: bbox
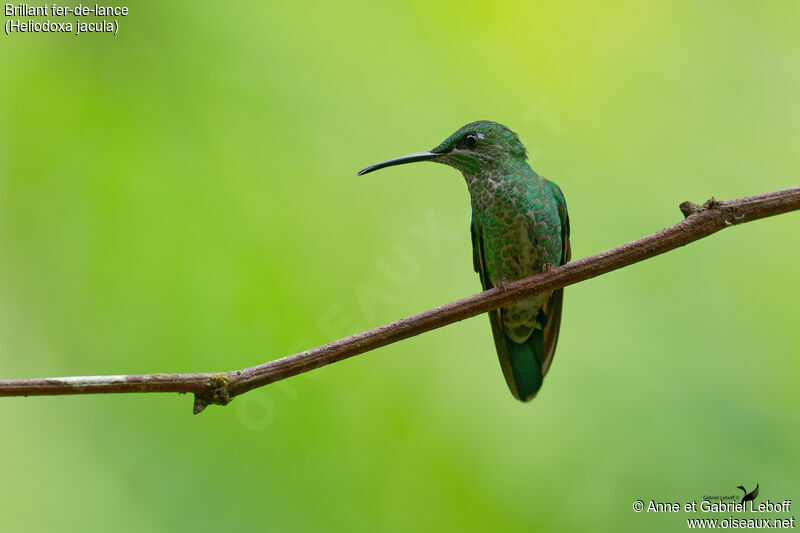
[1,187,798,413]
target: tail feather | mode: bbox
[487,309,545,402]
[471,212,568,402]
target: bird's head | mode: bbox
[358,121,527,176]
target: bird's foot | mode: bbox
[496,278,512,292]
[541,262,555,273]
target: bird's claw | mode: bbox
[496,279,511,292]
[542,262,555,273]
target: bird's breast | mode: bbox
[469,174,562,340]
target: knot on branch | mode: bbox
[679,201,700,218]
[680,196,722,218]
[193,373,233,414]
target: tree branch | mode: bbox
[1,187,798,413]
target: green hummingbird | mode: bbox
[358,121,571,401]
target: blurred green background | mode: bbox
[1,1,798,531]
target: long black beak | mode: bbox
[357,151,441,176]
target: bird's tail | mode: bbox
[503,329,545,401]
[488,310,545,402]
[487,289,565,402]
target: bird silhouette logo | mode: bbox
[737,483,759,504]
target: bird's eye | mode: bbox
[463,133,478,148]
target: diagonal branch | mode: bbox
[1,187,798,413]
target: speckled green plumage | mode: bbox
[467,154,563,339]
[359,120,571,402]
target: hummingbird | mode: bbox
[358,121,570,401]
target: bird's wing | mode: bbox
[540,181,571,376]
[751,484,759,499]
[470,214,501,327]
[550,182,571,264]
[472,214,544,401]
